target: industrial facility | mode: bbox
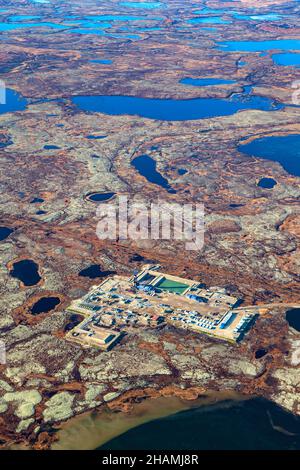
[66,265,256,349]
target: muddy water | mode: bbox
[52,390,245,450]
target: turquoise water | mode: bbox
[239,134,300,177]
[180,77,235,86]
[63,21,112,29]
[3,13,162,36]
[72,87,281,121]
[0,21,67,31]
[218,39,300,52]
[272,52,300,67]
[99,398,300,450]
[90,59,112,64]
[120,2,163,9]
[8,15,41,21]
[193,8,283,22]
[235,13,282,21]
[188,16,231,25]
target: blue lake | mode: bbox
[86,192,116,202]
[188,16,231,25]
[0,21,67,31]
[0,89,27,115]
[218,39,300,52]
[180,77,236,86]
[193,8,283,22]
[257,177,277,189]
[8,15,41,21]
[131,155,175,193]
[239,134,300,177]
[120,2,164,9]
[89,59,113,64]
[72,87,281,121]
[272,52,300,67]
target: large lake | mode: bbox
[72,87,281,121]
[99,398,300,450]
[239,134,300,177]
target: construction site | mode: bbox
[66,265,257,350]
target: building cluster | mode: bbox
[66,265,256,350]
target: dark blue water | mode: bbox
[255,348,268,359]
[99,398,300,450]
[131,155,175,193]
[178,168,188,175]
[86,135,107,140]
[0,227,13,241]
[30,197,44,204]
[31,296,60,315]
[44,144,60,150]
[286,308,300,332]
[257,178,277,189]
[10,259,41,286]
[239,135,300,177]
[79,264,115,279]
[86,192,116,202]
[180,77,235,86]
[72,88,280,121]
[0,89,27,115]
[64,313,84,332]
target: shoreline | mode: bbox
[51,389,247,450]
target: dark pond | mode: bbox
[86,192,116,202]
[64,313,84,332]
[131,155,176,193]
[44,145,61,150]
[86,135,107,139]
[99,398,300,450]
[286,308,300,332]
[178,168,188,175]
[239,134,300,177]
[79,264,115,279]
[10,259,41,286]
[31,296,60,315]
[0,226,14,241]
[229,203,244,209]
[71,86,280,121]
[30,197,45,204]
[257,178,277,189]
[255,348,268,359]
